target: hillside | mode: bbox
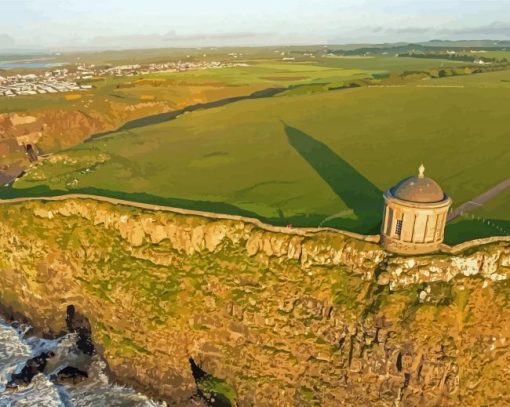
[8,69,510,242]
[0,197,509,405]
[0,48,483,182]
[0,58,388,184]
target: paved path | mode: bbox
[448,179,510,222]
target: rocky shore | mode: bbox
[0,198,509,406]
[0,313,165,406]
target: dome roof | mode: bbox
[391,165,445,203]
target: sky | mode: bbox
[2,0,510,50]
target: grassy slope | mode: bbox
[0,59,378,173]
[10,68,510,242]
[0,61,374,119]
[0,55,473,114]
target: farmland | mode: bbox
[0,50,479,170]
[0,56,387,185]
[6,61,510,243]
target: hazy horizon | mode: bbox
[3,0,510,51]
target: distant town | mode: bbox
[0,60,249,97]
[0,69,90,97]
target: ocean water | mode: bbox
[0,62,63,69]
[0,319,164,407]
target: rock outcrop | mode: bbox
[0,100,170,183]
[0,198,509,406]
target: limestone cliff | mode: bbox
[0,198,509,406]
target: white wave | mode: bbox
[0,374,64,407]
[0,321,32,392]
[63,358,165,407]
[0,319,165,406]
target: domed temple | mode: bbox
[380,165,452,255]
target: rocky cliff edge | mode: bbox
[0,198,509,406]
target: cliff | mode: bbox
[0,101,170,180]
[0,198,509,406]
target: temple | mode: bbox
[381,165,452,255]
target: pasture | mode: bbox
[8,68,510,242]
[319,55,472,73]
[0,60,375,117]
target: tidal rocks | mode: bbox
[51,366,89,385]
[66,305,95,356]
[6,352,55,389]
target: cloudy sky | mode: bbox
[2,0,510,50]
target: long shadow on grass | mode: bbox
[0,184,265,218]
[86,87,287,141]
[0,183,384,233]
[284,124,383,228]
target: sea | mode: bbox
[0,318,164,407]
[0,62,63,69]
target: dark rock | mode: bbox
[52,366,89,385]
[7,351,55,389]
[66,304,95,356]
[189,358,234,407]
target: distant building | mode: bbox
[380,165,452,254]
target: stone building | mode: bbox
[381,165,452,255]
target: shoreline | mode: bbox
[0,304,174,406]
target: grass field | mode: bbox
[319,55,472,73]
[466,50,510,61]
[446,189,510,244]
[7,66,510,243]
[0,60,375,116]
[1,59,379,164]
[50,46,328,65]
[0,52,482,112]
[0,55,482,117]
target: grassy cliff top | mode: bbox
[7,69,510,243]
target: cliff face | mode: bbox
[0,198,509,406]
[0,102,169,180]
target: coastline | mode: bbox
[0,303,173,406]
[0,196,508,405]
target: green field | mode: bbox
[0,60,376,116]
[0,53,488,118]
[1,59,383,163]
[467,50,510,61]
[50,46,328,65]
[6,65,510,243]
[446,189,510,244]
[319,55,472,73]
